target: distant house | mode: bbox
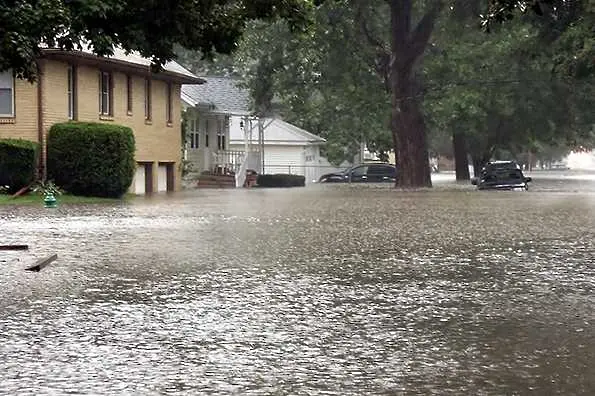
[181,76,330,186]
[0,47,203,194]
[228,117,326,184]
[181,77,252,178]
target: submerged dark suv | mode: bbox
[318,163,397,183]
[471,161,532,190]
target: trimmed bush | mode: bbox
[256,173,305,188]
[0,138,39,193]
[47,122,136,198]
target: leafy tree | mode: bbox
[0,0,315,81]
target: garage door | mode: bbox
[157,164,167,192]
[264,146,304,175]
[133,165,145,195]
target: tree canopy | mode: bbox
[0,0,315,81]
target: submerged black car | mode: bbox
[471,161,532,190]
[318,163,397,183]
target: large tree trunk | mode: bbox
[391,77,432,187]
[389,0,440,188]
[453,132,470,180]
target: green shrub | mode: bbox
[256,173,305,188]
[0,138,39,193]
[47,122,135,198]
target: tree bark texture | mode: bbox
[453,132,470,180]
[389,0,440,188]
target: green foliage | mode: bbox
[256,174,305,188]
[0,138,39,193]
[423,4,594,166]
[47,122,136,198]
[231,2,392,165]
[0,0,317,81]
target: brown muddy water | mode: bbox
[0,172,594,395]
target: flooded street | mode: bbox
[1,171,594,395]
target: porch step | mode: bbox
[196,174,236,189]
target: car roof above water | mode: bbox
[484,161,520,170]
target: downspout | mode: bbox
[36,60,45,181]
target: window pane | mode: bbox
[166,83,172,122]
[101,92,109,114]
[0,89,12,114]
[144,79,151,119]
[67,67,73,119]
[126,75,132,113]
[0,71,12,89]
[351,166,367,176]
[102,73,109,94]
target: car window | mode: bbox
[368,165,396,176]
[367,165,385,174]
[351,166,368,176]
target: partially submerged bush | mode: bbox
[0,138,39,194]
[256,173,305,188]
[47,122,135,198]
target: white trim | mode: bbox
[67,65,74,120]
[99,71,111,115]
[0,70,15,117]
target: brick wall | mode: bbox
[0,78,38,141]
[1,58,183,192]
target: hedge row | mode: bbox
[0,139,39,193]
[256,174,305,188]
[47,122,136,198]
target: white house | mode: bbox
[181,76,332,186]
[228,116,326,184]
[181,77,253,181]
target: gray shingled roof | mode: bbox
[181,77,251,115]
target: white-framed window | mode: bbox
[166,83,173,124]
[99,71,112,115]
[217,118,226,150]
[67,65,76,120]
[126,74,133,114]
[189,118,200,149]
[144,78,152,120]
[0,70,14,116]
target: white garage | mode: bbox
[132,163,149,195]
[228,117,326,183]
[157,164,168,192]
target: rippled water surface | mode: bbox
[1,172,594,395]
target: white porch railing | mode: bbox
[213,150,245,174]
[209,150,262,187]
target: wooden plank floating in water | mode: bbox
[25,254,58,272]
[0,244,29,251]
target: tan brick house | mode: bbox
[0,48,204,194]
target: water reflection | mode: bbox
[0,172,594,395]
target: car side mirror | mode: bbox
[471,177,478,185]
[524,177,532,183]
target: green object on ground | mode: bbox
[43,193,58,208]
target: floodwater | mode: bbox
[0,171,594,395]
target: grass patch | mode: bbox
[0,193,131,206]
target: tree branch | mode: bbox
[403,1,444,70]
[356,5,390,58]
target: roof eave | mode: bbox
[41,49,205,85]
